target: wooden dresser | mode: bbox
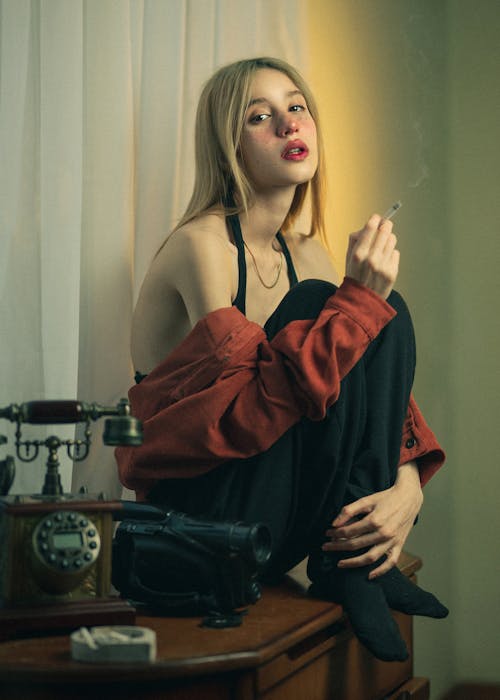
[0,552,429,700]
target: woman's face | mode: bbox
[239,68,318,193]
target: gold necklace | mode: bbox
[244,241,283,289]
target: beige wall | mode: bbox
[305,0,499,696]
[447,0,500,686]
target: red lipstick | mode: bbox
[281,139,309,161]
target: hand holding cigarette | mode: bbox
[345,202,402,300]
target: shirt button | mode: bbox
[405,437,417,449]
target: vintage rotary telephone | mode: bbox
[0,398,143,639]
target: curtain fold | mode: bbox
[0,0,306,497]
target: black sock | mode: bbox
[378,566,449,618]
[309,566,409,662]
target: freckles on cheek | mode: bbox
[243,135,274,169]
[253,133,273,149]
[303,120,317,139]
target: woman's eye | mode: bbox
[250,113,270,123]
[290,104,306,113]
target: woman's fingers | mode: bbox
[325,517,378,541]
[345,213,399,298]
[331,494,374,525]
[368,547,402,579]
[322,529,386,551]
[336,541,397,569]
[352,214,382,253]
[325,512,398,546]
[323,480,422,576]
[382,230,398,256]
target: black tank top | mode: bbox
[227,211,299,316]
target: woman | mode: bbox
[116,57,447,661]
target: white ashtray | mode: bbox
[71,625,156,663]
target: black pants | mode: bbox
[148,280,416,581]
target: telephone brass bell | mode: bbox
[103,415,143,446]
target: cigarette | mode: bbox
[79,626,98,649]
[382,201,402,220]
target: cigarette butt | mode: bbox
[382,201,402,220]
[79,627,98,649]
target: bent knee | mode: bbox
[387,289,411,317]
[280,279,338,315]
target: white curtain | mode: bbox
[0,0,306,497]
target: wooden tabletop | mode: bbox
[0,551,421,684]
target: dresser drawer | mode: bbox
[258,610,413,700]
[386,676,430,700]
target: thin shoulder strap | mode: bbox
[276,231,299,286]
[225,194,299,314]
[227,210,247,315]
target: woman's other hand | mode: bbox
[345,214,400,299]
[322,462,423,578]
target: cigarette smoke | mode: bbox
[408,119,429,189]
[403,14,432,191]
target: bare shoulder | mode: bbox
[150,211,236,321]
[143,212,234,298]
[158,211,233,273]
[284,231,340,285]
[131,211,237,370]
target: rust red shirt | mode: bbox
[116,278,445,501]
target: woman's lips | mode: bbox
[281,140,309,161]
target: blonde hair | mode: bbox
[174,57,326,244]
